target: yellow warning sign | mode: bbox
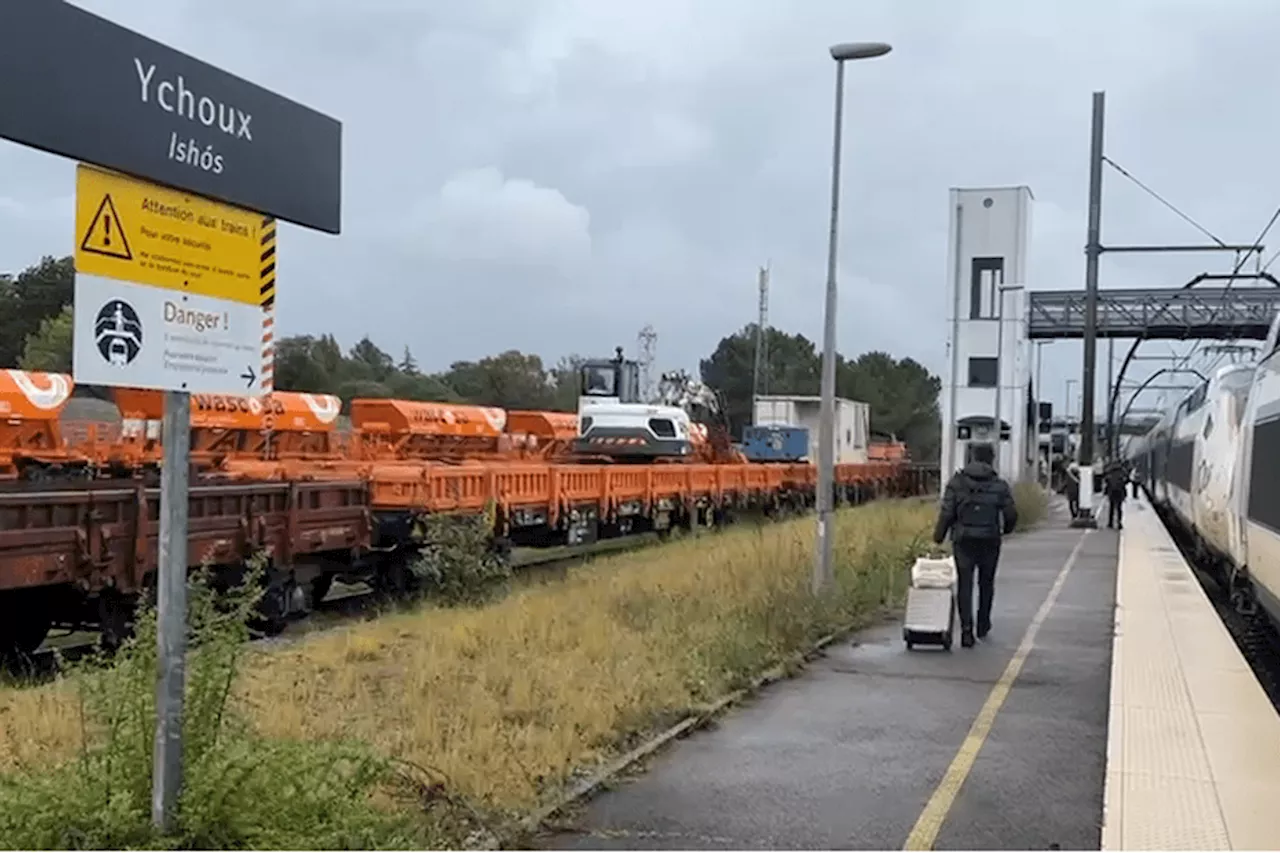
[74,164,272,306]
[80,194,133,260]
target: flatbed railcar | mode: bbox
[0,457,937,659]
[0,365,939,659]
[0,477,372,655]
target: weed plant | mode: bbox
[0,490,1047,847]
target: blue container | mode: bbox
[741,425,810,462]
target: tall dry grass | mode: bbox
[0,489,1072,845]
[1012,480,1049,530]
[235,498,937,815]
[0,500,933,824]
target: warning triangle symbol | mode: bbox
[80,194,133,260]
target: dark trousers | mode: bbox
[954,538,1000,635]
[1131,480,1140,499]
[1108,491,1125,528]
[1067,492,1079,517]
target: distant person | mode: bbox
[1130,464,1141,499]
[1063,463,1081,518]
[933,442,1018,648]
[1103,457,1129,529]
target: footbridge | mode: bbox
[1028,277,1280,341]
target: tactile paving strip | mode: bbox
[1104,503,1232,850]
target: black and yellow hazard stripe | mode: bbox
[259,215,277,397]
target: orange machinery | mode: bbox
[103,388,346,472]
[0,369,79,478]
[868,438,909,463]
[348,398,578,462]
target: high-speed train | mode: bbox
[1128,311,1280,624]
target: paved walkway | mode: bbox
[542,499,1118,850]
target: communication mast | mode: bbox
[637,324,658,403]
[751,263,770,424]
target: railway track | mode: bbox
[1,531,666,687]
[1153,502,1280,709]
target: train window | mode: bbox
[1184,383,1208,414]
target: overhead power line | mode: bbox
[1102,156,1227,247]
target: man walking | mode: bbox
[1062,462,1081,518]
[1104,457,1129,529]
[933,443,1018,648]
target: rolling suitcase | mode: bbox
[903,555,956,651]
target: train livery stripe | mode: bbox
[260,216,276,400]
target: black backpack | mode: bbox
[956,476,1003,539]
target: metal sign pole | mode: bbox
[152,389,190,831]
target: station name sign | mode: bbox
[0,0,342,234]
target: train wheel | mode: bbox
[251,576,294,637]
[374,553,421,601]
[489,536,514,565]
[0,590,53,660]
[98,590,136,653]
[310,575,334,609]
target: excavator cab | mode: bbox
[575,347,693,460]
[578,347,641,403]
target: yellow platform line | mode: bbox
[903,530,1091,850]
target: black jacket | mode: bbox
[1102,461,1129,495]
[933,462,1018,544]
[1061,469,1080,500]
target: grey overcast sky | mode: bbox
[2,0,1278,417]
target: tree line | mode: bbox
[4,255,941,460]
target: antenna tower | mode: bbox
[637,324,658,402]
[751,263,770,423]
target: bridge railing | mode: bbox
[1027,287,1280,340]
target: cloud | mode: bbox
[408,167,591,275]
[0,0,1276,415]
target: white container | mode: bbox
[903,556,956,651]
[753,394,869,464]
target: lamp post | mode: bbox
[1035,340,1046,484]
[813,40,892,596]
[993,283,1023,474]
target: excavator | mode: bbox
[574,347,741,463]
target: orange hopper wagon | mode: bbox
[0,369,78,479]
[350,399,513,461]
[105,388,345,472]
[505,409,579,459]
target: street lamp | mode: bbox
[993,283,1024,474]
[814,40,893,596]
[1035,341,1047,485]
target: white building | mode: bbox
[939,186,1036,483]
[754,395,870,465]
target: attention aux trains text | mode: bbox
[140,198,251,244]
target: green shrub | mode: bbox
[410,511,513,605]
[0,561,427,849]
[1012,481,1049,531]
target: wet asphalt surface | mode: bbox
[541,501,1118,850]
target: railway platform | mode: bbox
[541,496,1280,850]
